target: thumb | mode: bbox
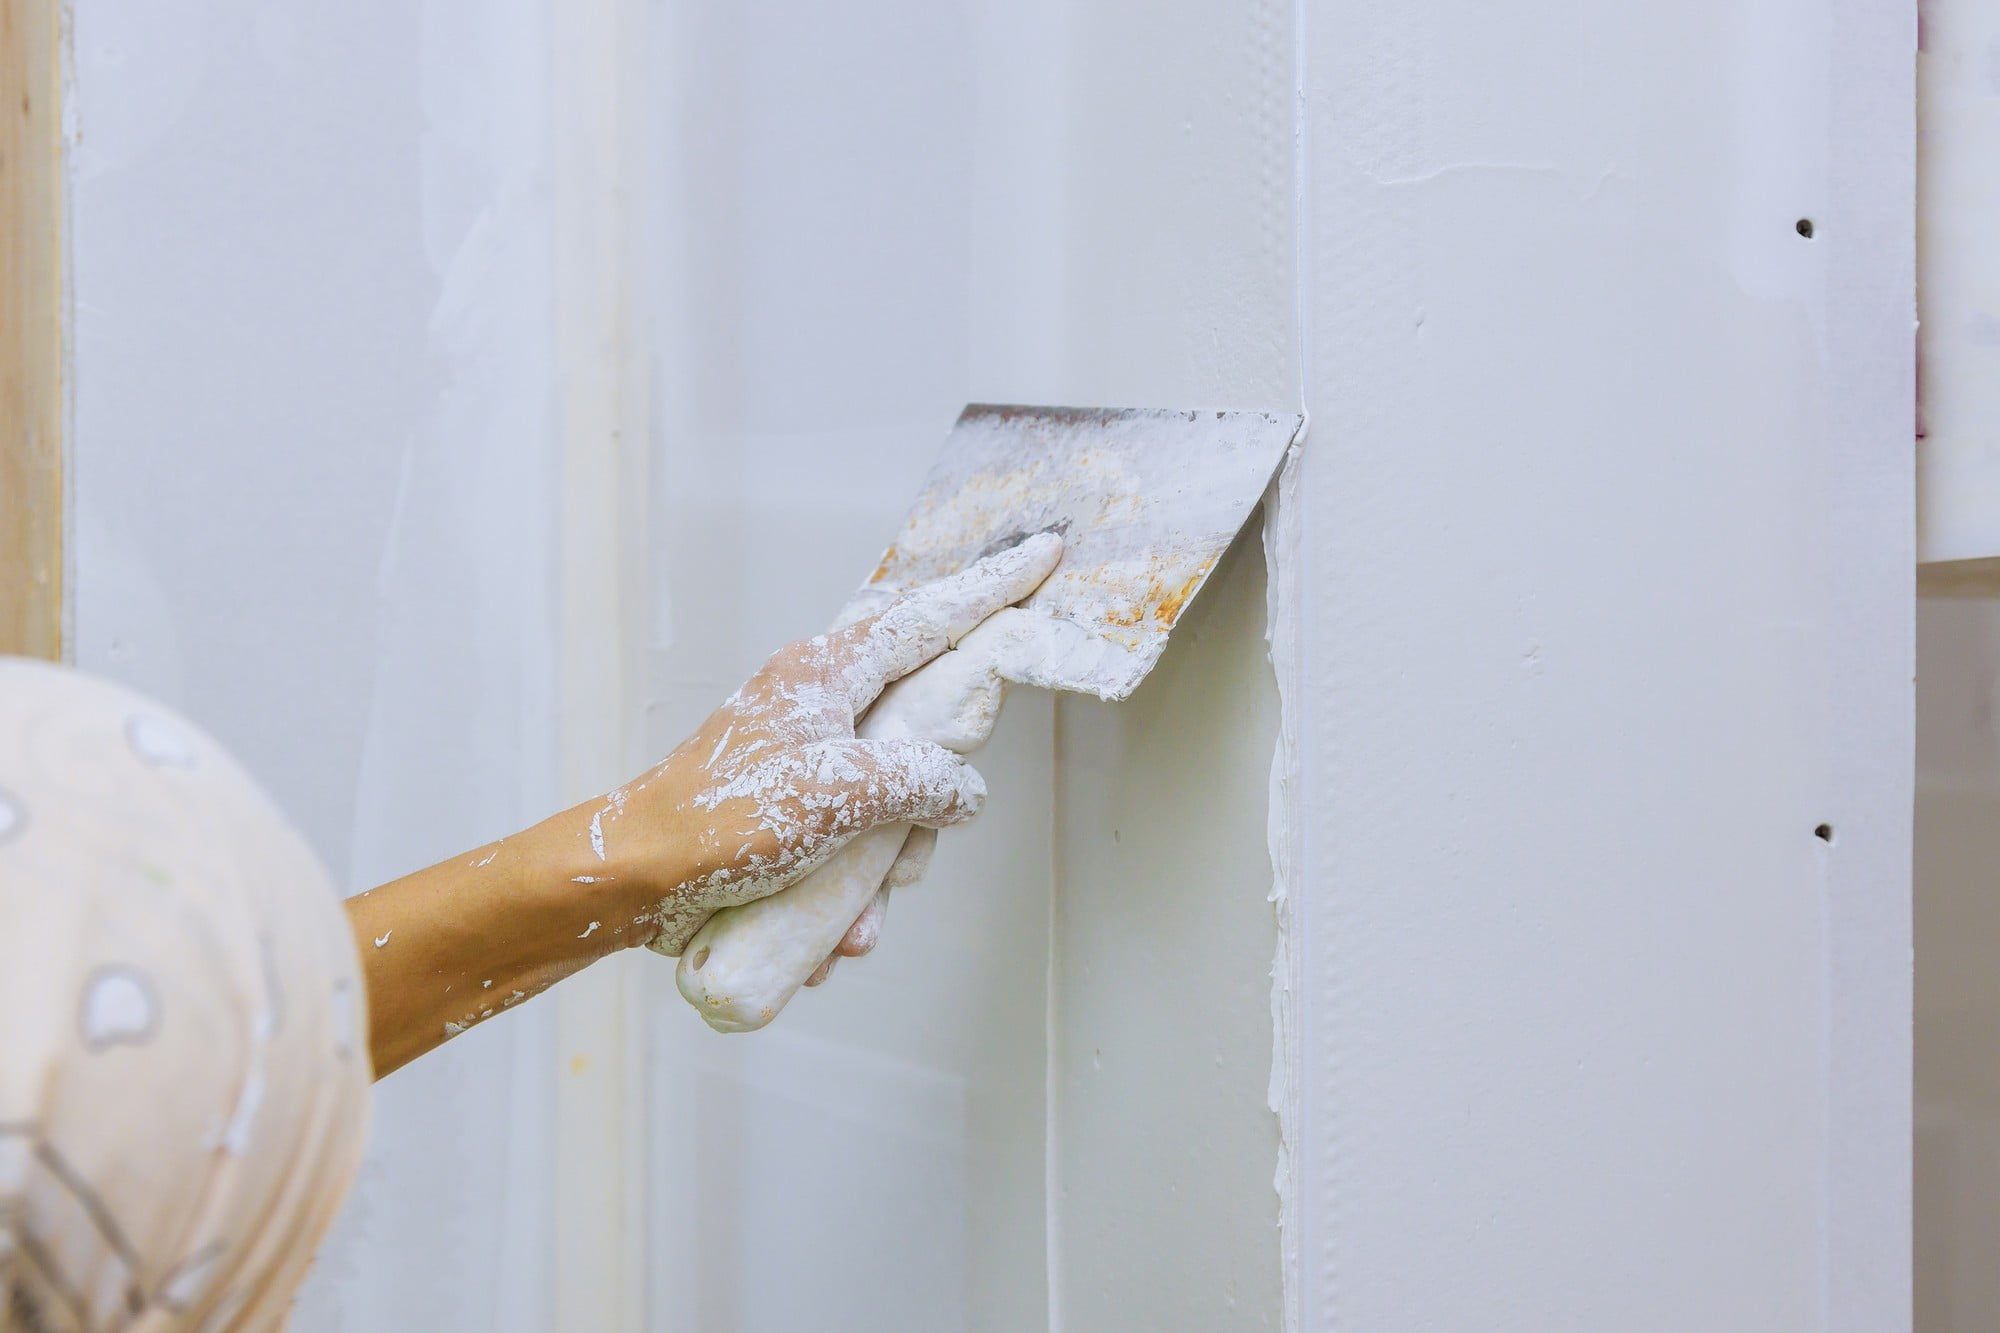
[827,737,987,830]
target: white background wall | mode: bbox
[67,2,562,1327]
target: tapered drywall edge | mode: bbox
[1264,438,1305,1333]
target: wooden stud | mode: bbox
[1,0,63,660]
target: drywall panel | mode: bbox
[1917,0,2000,577]
[634,3,1058,1328]
[1052,529,1285,1331]
[1029,0,1298,1324]
[636,0,1297,1325]
[66,2,562,1328]
[1294,1,1913,1328]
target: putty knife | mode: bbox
[670,404,1306,1031]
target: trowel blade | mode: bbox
[848,404,1305,700]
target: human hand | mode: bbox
[589,534,1062,956]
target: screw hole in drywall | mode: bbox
[1814,823,1834,843]
[1795,218,1815,239]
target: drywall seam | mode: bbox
[1265,440,1304,1333]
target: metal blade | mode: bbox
[848,404,1305,700]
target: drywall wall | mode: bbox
[1052,531,1285,1331]
[633,3,1057,1327]
[1029,1,1297,1325]
[1293,1,1913,1328]
[1915,598,2000,1331]
[633,0,1292,1327]
[66,2,563,1328]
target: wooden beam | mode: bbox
[1,0,63,660]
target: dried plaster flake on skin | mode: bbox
[444,973,551,1038]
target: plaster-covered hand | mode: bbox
[798,559,1074,987]
[621,533,1064,957]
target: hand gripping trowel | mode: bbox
[667,404,1305,1032]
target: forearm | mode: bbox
[347,800,653,1077]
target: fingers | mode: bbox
[825,532,1063,713]
[882,825,936,891]
[837,885,891,957]
[801,738,987,832]
[832,817,929,961]
[773,791,950,992]
[833,814,933,961]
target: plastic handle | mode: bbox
[676,635,1008,1032]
